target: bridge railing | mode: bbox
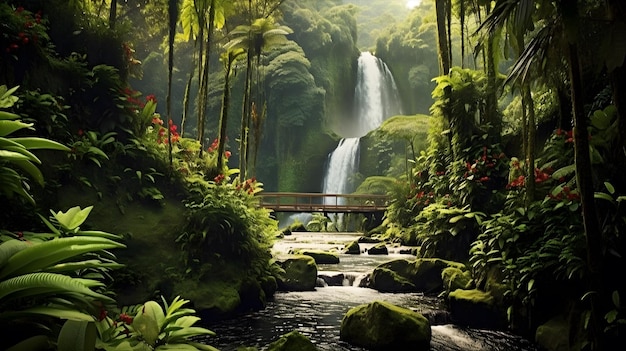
[259,192,389,213]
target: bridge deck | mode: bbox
[260,192,388,213]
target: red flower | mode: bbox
[119,313,133,324]
[225,151,231,158]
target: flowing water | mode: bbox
[203,232,540,351]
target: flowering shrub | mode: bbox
[1,4,50,58]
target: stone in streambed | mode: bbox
[266,330,318,351]
[343,240,361,254]
[367,242,388,255]
[276,255,318,291]
[291,249,340,264]
[340,300,431,351]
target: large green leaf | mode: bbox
[0,120,33,137]
[0,236,126,279]
[0,240,31,268]
[11,137,71,151]
[0,305,94,321]
[53,206,94,231]
[0,272,113,303]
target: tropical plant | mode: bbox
[0,205,126,350]
[0,85,70,204]
[95,295,218,351]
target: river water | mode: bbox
[202,232,540,351]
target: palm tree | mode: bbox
[166,0,179,168]
[224,17,292,180]
[216,48,245,171]
[179,0,229,153]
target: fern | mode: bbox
[0,272,114,304]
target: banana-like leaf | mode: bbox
[0,111,20,120]
[0,240,31,268]
[167,326,215,342]
[47,260,125,273]
[187,342,220,351]
[0,149,32,162]
[11,159,44,185]
[0,305,94,321]
[79,230,123,240]
[0,272,114,303]
[0,236,126,279]
[0,120,33,137]
[2,145,41,163]
[11,137,71,151]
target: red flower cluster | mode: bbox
[152,117,180,144]
[463,146,505,184]
[207,138,231,158]
[547,185,580,202]
[5,7,42,53]
[555,128,574,143]
[506,167,553,189]
[119,313,133,325]
[237,177,257,194]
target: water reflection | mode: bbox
[203,287,538,351]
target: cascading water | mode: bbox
[322,52,402,209]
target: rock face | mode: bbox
[369,258,466,294]
[276,255,318,291]
[266,330,318,351]
[340,300,431,351]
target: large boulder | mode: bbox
[369,258,466,294]
[535,315,570,351]
[447,289,504,329]
[340,300,431,351]
[292,249,340,264]
[276,255,318,291]
[441,266,474,295]
[266,330,318,351]
[370,267,416,292]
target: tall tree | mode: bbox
[166,0,179,168]
[216,48,245,171]
[225,16,292,180]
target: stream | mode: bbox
[203,231,540,351]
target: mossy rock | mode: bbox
[448,289,504,329]
[266,330,318,351]
[535,315,570,351]
[276,255,318,291]
[441,266,474,295]
[343,240,360,254]
[371,258,466,294]
[367,242,388,255]
[370,267,416,292]
[340,300,431,351]
[293,249,340,264]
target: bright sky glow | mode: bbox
[406,0,422,9]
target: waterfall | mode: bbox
[322,52,402,199]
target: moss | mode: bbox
[292,249,340,264]
[340,300,431,351]
[266,330,318,351]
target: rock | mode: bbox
[447,288,503,329]
[358,236,382,243]
[266,330,318,351]
[535,315,570,351]
[370,267,416,292]
[340,300,431,351]
[343,240,360,254]
[293,249,340,264]
[318,272,345,286]
[276,255,318,291]
[370,258,466,294]
[441,266,474,295]
[367,242,388,255]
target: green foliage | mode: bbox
[0,205,125,350]
[0,85,70,204]
[177,172,277,277]
[96,296,217,351]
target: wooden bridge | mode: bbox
[259,192,389,214]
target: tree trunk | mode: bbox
[217,55,234,171]
[435,0,451,75]
[522,85,535,206]
[166,0,178,168]
[109,0,117,29]
[562,0,603,345]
